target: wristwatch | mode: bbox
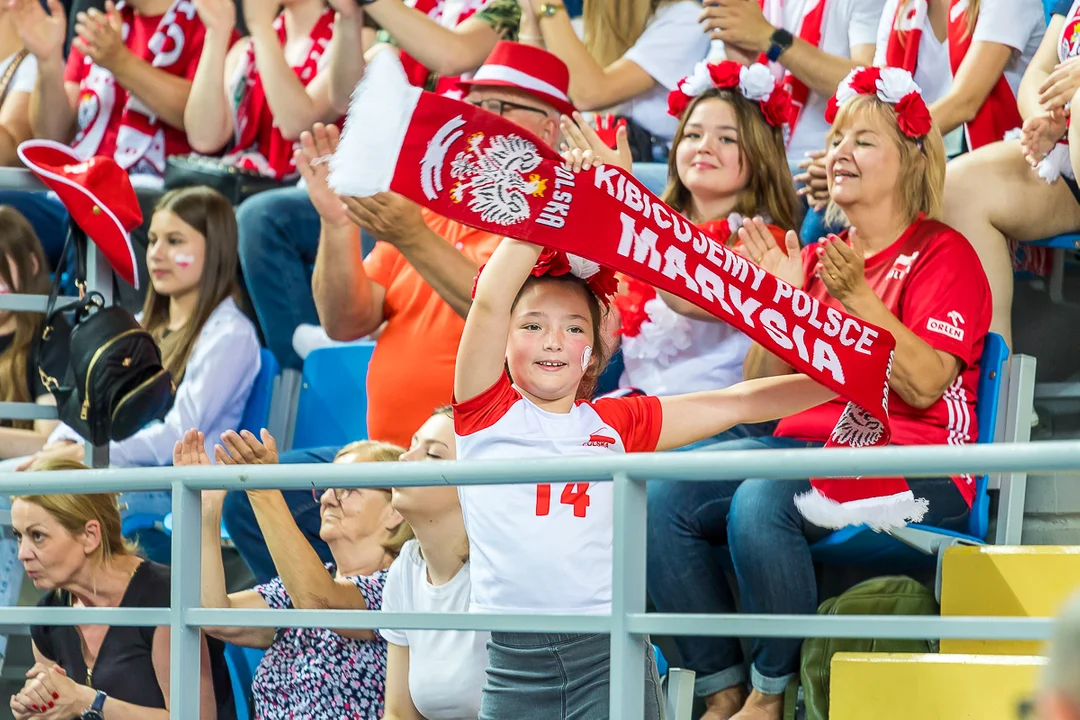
[80,690,107,720]
[538,2,565,17]
[766,28,794,62]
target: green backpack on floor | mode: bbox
[783,575,940,720]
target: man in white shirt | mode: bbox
[701,0,885,167]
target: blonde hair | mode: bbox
[583,0,664,69]
[662,90,802,236]
[332,441,414,558]
[825,93,946,227]
[14,459,137,566]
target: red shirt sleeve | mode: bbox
[898,227,991,368]
[452,372,521,436]
[63,48,86,84]
[591,395,663,452]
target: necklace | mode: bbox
[70,561,142,687]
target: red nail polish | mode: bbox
[49,701,55,708]
[32,705,39,711]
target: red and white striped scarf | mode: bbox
[759,0,827,145]
[884,0,927,74]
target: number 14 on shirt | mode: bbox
[536,483,591,517]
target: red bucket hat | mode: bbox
[457,41,577,118]
[18,140,142,289]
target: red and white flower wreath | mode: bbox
[667,60,796,131]
[825,66,932,139]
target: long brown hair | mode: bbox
[141,187,239,385]
[0,207,50,430]
[583,0,665,69]
[661,89,802,237]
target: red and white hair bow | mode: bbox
[825,66,933,139]
[667,60,796,130]
[472,248,619,306]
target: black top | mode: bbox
[31,561,236,718]
[0,330,48,399]
[1054,0,1073,17]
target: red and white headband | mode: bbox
[667,60,795,130]
[825,66,932,139]
[473,248,619,307]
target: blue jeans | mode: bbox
[480,632,663,720]
[645,435,971,697]
[237,187,376,371]
[221,445,340,584]
[0,191,70,269]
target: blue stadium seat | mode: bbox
[291,343,375,450]
[224,643,265,720]
[633,162,668,196]
[239,349,280,436]
[1043,0,1057,20]
[809,332,1010,567]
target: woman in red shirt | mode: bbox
[646,68,992,720]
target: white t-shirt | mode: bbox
[967,0,1045,99]
[621,0,711,143]
[873,0,952,104]
[380,541,488,720]
[0,51,38,97]
[620,295,750,396]
[711,0,883,160]
[453,373,662,615]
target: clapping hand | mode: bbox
[560,111,632,172]
[193,0,236,35]
[296,123,352,230]
[215,429,280,466]
[8,0,66,61]
[794,149,830,211]
[816,228,871,306]
[73,1,128,71]
[1020,109,1068,168]
[738,217,804,288]
[11,664,85,720]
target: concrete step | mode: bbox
[829,653,1045,720]
[940,545,1080,654]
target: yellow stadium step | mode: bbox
[940,545,1080,655]
[829,653,1045,720]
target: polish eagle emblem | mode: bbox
[447,132,548,226]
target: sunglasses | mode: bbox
[312,487,393,503]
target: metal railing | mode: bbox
[2,441,1078,719]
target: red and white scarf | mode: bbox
[328,53,930,531]
[399,0,487,97]
[72,0,201,177]
[948,0,1022,150]
[884,0,927,74]
[227,8,335,180]
[759,0,827,144]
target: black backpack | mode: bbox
[35,222,175,446]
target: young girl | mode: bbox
[0,207,55,461]
[519,0,710,156]
[383,406,489,720]
[26,187,260,561]
[454,225,837,715]
[566,61,801,446]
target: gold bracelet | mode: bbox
[518,34,543,42]
[538,2,565,18]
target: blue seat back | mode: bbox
[1044,0,1057,21]
[239,349,279,436]
[632,162,669,196]
[292,343,375,450]
[969,332,1009,539]
[223,643,265,720]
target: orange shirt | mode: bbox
[363,209,503,448]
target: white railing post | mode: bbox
[169,480,202,715]
[610,471,648,720]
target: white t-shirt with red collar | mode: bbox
[453,373,662,615]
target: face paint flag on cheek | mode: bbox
[581,345,593,373]
[174,253,195,268]
[328,52,923,531]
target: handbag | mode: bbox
[36,222,175,446]
[614,114,669,163]
[0,49,28,108]
[164,153,287,206]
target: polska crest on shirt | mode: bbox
[421,115,549,226]
[1060,1,1080,61]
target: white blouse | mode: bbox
[47,297,261,467]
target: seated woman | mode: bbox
[178,428,411,720]
[184,0,366,181]
[8,457,232,720]
[647,68,992,720]
[799,0,1045,241]
[568,60,800,444]
[518,0,709,158]
[942,1,1080,346]
[24,187,261,563]
[0,207,55,463]
[382,406,489,720]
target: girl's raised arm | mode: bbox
[454,238,542,403]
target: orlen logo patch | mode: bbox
[584,432,616,448]
[926,317,964,341]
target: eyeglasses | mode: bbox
[312,487,392,503]
[468,98,550,119]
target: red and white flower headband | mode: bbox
[825,66,932,139]
[473,248,619,307]
[667,60,795,130]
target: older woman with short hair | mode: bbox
[647,68,994,720]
